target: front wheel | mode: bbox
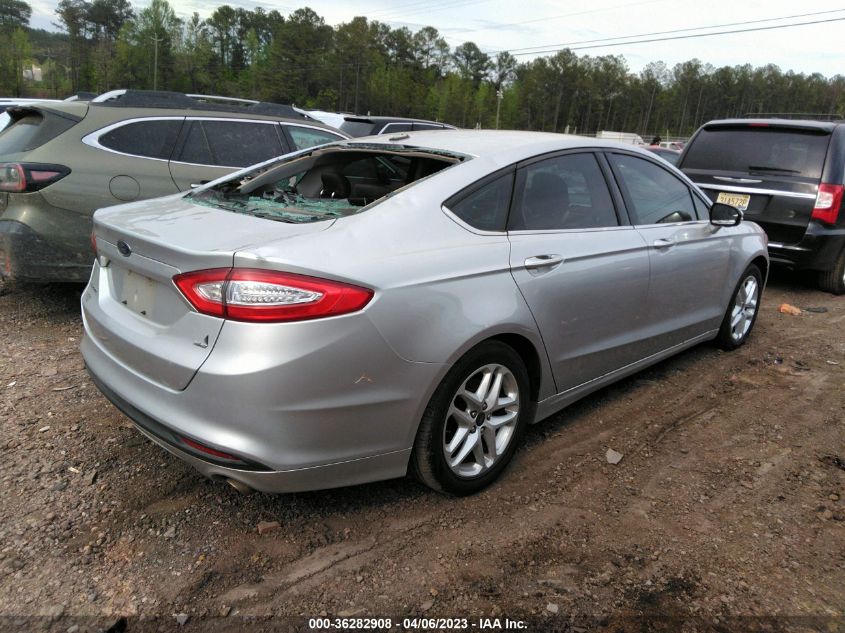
[411,341,530,495]
[715,264,762,350]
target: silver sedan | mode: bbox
[81,131,768,496]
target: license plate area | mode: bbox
[716,191,751,211]
[118,268,156,316]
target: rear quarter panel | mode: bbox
[232,158,556,399]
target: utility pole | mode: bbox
[495,87,504,129]
[151,32,164,90]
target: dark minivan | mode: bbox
[678,119,845,293]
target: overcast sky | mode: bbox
[28,0,845,77]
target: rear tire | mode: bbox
[716,264,762,350]
[818,247,845,295]
[411,341,530,496]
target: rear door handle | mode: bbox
[653,238,675,248]
[524,254,564,269]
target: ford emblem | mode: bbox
[117,240,132,257]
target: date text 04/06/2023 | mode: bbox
[307,617,529,630]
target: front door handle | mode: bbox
[653,238,675,248]
[524,254,564,269]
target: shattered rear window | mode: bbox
[192,192,358,223]
[189,144,468,224]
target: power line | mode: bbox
[504,8,845,55]
[509,15,845,57]
[448,0,669,35]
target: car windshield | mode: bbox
[190,143,465,223]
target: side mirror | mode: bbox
[710,202,742,227]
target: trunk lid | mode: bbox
[86,195,335,390]
[681,124,831,245]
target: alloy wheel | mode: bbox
[442,363,520,478]
[730,275,759,342]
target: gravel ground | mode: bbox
[0,269,843,633]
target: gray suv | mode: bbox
[0,90,347,282]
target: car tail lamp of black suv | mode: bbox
[679,119,845,293]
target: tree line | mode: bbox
[2,0,844,138]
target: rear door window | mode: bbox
[608,153,697,225]
[510,153,619,231]
[682,127,830,179]
[286,126,343,150]
[203,120,284,167]
[182,120,284,168]
[0,109,78,154]
[99,119,182,159]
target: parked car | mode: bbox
[679,118,845,293]
[644,146,681,165]
[0,89,347,282]
[659,141,685,151]
[339,115,456,137]
[82,131,768,496]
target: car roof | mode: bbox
[340,130,658,163]
[701,118,843,133]
[7,100,343,131]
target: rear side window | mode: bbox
[448,173,513,232]
[380,123,413,134]
[682,127,830,179]
[609,153,697,224]
[340,120,376,137]
[510,153,618,231]
[413,123,444,131]
[287,126,343,150]
[0,110,78,154]
[177,120,284,168]
[99,119,182,159]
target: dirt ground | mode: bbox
[0,269,843,633]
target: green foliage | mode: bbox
[0,0,31,29]
[3,0,844,137]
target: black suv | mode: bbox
[678,118,845,293]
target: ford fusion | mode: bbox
[81,131,768,496]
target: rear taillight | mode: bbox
[173,268,374,323]
[811,183,844,225]
[0,163,70,193]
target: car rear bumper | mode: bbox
[0,219,91,282]
[86,363,412,493]
[80,290,446,493]
[0,192,93,282]
[768,226,845,271]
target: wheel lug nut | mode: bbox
[470,411,477,418]
[482,403,487,411]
